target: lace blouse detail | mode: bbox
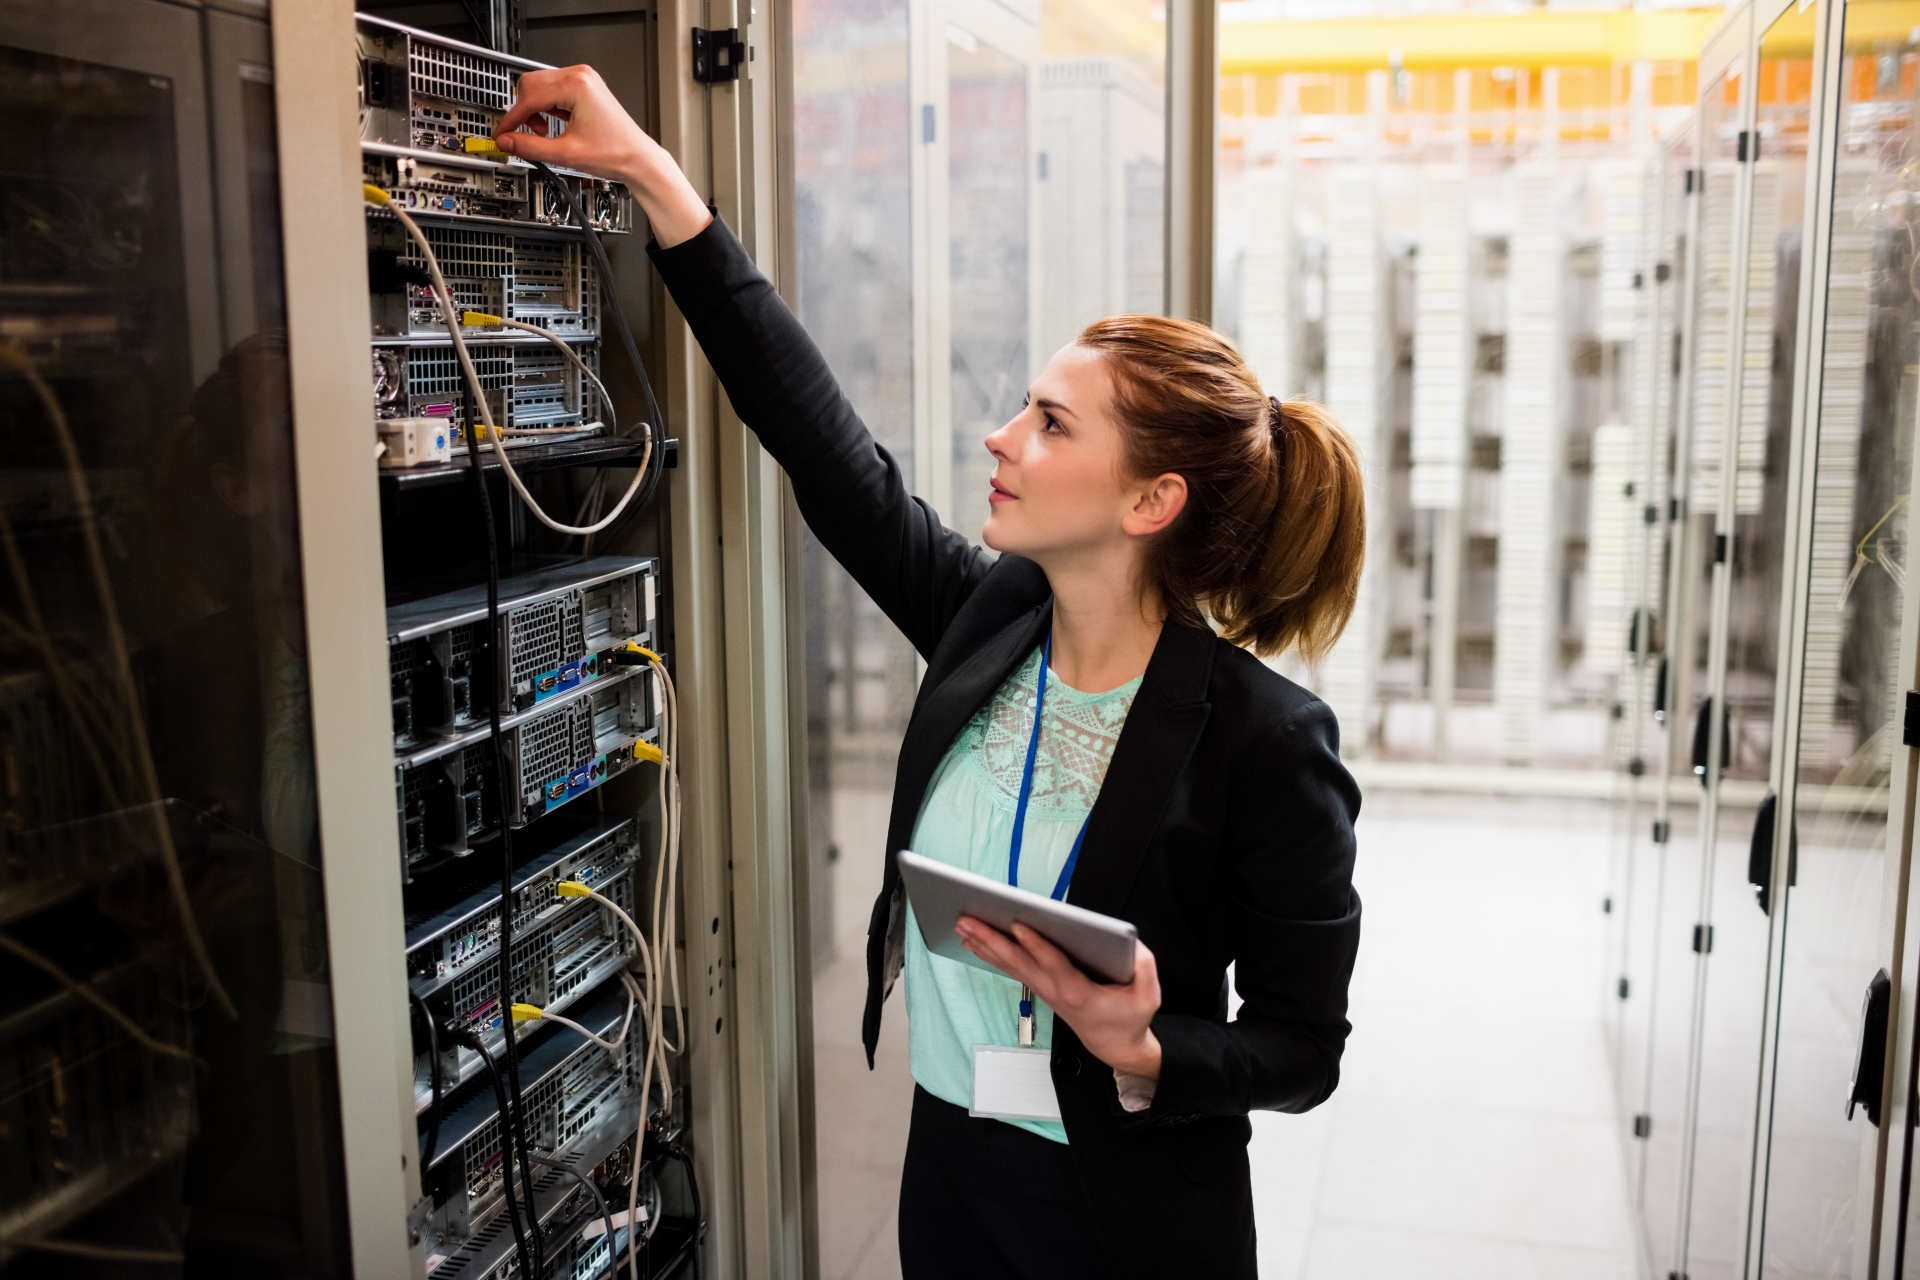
[959,648,1140,817]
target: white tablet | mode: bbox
[897,849,1138,985]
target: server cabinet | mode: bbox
[1612,2,1920,1277]
[1750,3,1918,1272]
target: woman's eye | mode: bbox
[1042,414,1063,435]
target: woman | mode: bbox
[494,69,1365,1280]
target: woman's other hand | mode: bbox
[956,917,1164,1080]
[494,66,712,248]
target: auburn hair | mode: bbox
[1075,314,1366,662]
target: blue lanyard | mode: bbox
[1006,634,1091,905]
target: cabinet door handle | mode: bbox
[1849,969,1891,1127]
[1745,793,1798,916]
[1690,698,1728,786]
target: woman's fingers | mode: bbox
[496,68,576,135]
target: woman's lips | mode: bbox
[988,478,1014,504]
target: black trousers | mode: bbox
[898,1085,1114,1280]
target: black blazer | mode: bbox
[652,218,1361,1278]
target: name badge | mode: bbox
[971,1044,1061,1121]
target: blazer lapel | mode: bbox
[885,598,1053,856]
[1066,622,1215,919]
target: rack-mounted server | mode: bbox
[394,667,655,875]
[407,816,641,1106]
[419,980,644,1258]
[389,557,659,747]
[356,15,634,233]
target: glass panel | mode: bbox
[1612,123,1696,1261]
[792,2,921,1272]
[794,2,1165,1276]
[1761,5,1915,1274]
[1688,9,1816,1277]
[0,5,346,1273]
[946,35,1029,547]
[1637,56,1744,1280]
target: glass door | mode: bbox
[1678,6,1819,1278]
[1757,2,1914,1274]
[0,0,348,1271]
[1614,122,1697,1259]
[1637,41,1749,1280]
[791,2,1167,1275]
[1679,6,1819,1277]
[941,15,1039,545]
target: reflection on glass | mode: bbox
[794,2,1166,1276]
[1764,7,1915,1275]
[946,36,1030,547]
[0,15,344,1275]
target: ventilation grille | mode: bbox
[508,595,576,686]
[516,700,591,795]
[409,39,513,110]
[410,225,511,277]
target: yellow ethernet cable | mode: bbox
[463,136,509,161]
[633,741,664,766]
[507,974,641,1052]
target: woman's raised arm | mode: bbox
[495,68,994,656]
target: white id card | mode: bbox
[970,1045,1061,1121]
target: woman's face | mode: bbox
[981,344,1182,568]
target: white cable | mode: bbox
[470,313,618,439]
[624,654,680,1280]
[526,969,641,1052]
[371,193,655,536]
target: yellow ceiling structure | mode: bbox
[1220,9,1727,76]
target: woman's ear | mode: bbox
[1123,473,1187,538]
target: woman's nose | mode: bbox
[983,423,1010,460]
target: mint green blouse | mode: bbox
[903,646,1142,1143]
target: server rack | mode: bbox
[1597,2,1920,1277]
[351,16,693,1279]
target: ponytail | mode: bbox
[1075,315,1366,661]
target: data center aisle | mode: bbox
[811,790,1638,1280]
[1252,792,1638,1280]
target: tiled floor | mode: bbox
[810,790,1640,1279]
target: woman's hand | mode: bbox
[956,917,1164,1079]
[494,66,712,248]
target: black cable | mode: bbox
[448,1028,535,1280]
[528,159,668,537]
[453,0,493,49]
[456,343,546,1276]
[669,1143,701,1280]
[409,990,444,1169]
[529,1153,615,1275]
